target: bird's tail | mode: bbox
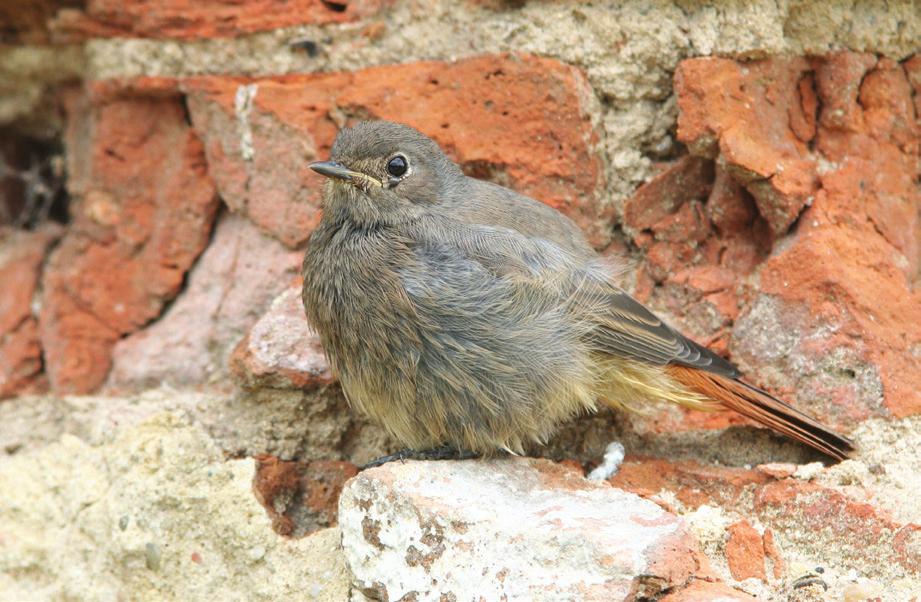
[665,365,855,461]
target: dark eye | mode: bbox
[387,155,408,178]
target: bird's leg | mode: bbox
[359,445,481,470]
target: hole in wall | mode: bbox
[0,129,70,230]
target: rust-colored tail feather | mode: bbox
[666,365,855,461]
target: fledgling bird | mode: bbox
[302,120,854,462]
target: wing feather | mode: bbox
[405,215,739,378]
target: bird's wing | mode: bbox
[405,215,740,378]
[579,283,740,378]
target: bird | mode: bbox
[301,120,854,463]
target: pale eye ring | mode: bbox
[386,155,408,178]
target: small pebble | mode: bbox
[145,542,161,572]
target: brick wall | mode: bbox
[3,1,918,421]
[1,2,920,599]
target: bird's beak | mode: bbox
[309,161,384,188]
[309,161,359,182]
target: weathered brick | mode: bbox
[668,52,921,425]
[52,0,385,40]
[230,285,333,390]
[610,457,771,510]
[40,89,218,394]
[676,57,818,236]
[0,225,61,398]
[109,213,303,389]
[623,155,713,233]
[185,53,606,247]
[725,519,767,581]
[253,455,358,537]
[755,479,920,575]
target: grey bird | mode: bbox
[301,120,853,462]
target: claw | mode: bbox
[359,446,481,470]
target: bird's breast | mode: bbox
[302,223,418,378]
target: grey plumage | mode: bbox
[302,120,853,459]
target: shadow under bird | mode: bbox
[302,120,854,463]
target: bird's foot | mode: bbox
[360,446,480,470]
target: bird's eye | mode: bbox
[386,155,408,178]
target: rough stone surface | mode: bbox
[40,89,219,394]
[339,458,704,601]
[185,53,605,247]
[0,225,61,398]
[76,0,921,227]
[231,285,333,390]
[0,412,351,601]
[0,386,390,465]
[610,415,921,600]
[0,45,84,137]
[621,51,921,435]
[109,213,303,389]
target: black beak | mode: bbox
[309,161,357,182]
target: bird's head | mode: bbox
[309,121,462,226]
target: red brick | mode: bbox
[609,457,770,510]
[725,519,766,581]
[40,90,218,394]
[676,57,818,236]
[755,55,921,418]
[791,73,818,143]
[754,479,920,575]
[650,200,711,245]
[185,53,606,247]
[905,55,921,119]
[253,455,358,537]
[623,155,713,233]
[670,264,740,323]
[0,225,61,398]
[252,455,302,536]
[614,456,920,581]
[643,240,700,283]
[761,528,785,579]
[671,52,921,424]
[893,524,921,573]
[109,213,304,390]
[52,0,385,40]
[705,162,755,234]
[760,226,921,418]
[813,52,877,132]
[859,58,919,151]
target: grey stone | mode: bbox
[339,457,703,601]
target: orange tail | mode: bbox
[666,365,855,461]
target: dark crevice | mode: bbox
[320,0,348,12]
[179,94,195,127]
[0,129,70,230]
[143,203,227,331]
